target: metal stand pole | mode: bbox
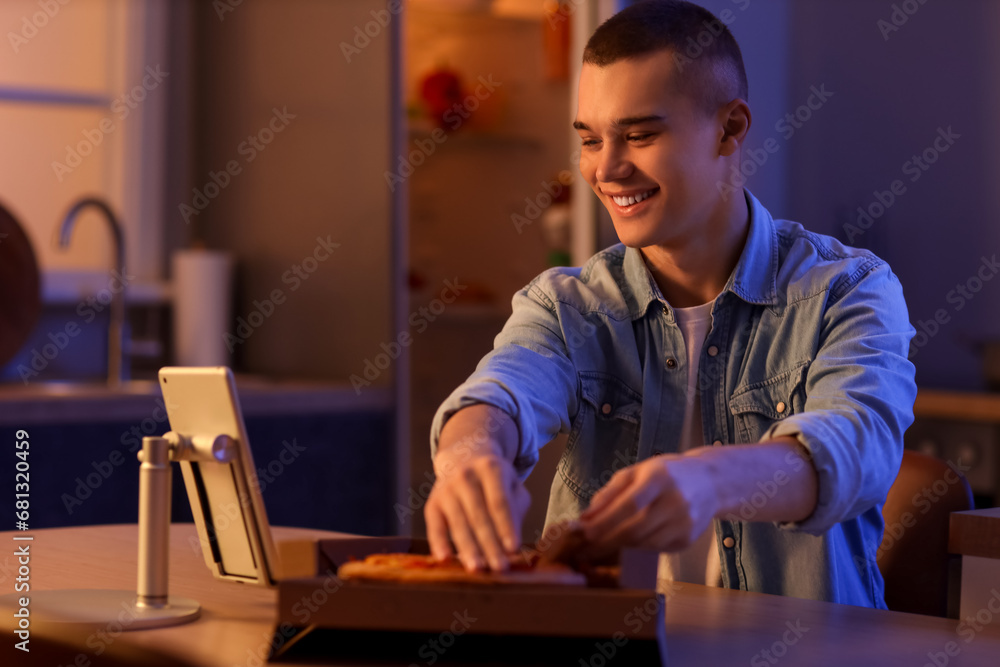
[138,435,172,608]
[0,437,200,628]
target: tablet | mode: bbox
[158,366,279,586]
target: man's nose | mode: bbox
[595,144,633,182]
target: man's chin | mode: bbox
[611,228,659,250]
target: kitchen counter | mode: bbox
[1,383,983,427]
[915,388,1000,423]
[0,376,397,533]
[0,376,392,426]
[908,389,1000,506]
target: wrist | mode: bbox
[675,446,728,520]
[682,439,819,524]
[437,404,518,463]
[678,446,732,519]
[433,441,497,478]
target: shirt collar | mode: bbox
[620,189,779,320]
[726,189,779,306]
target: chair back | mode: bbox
[878,449,974,617]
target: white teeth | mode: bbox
[611,189,654,207]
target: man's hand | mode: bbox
[578,453,720,560]
[425,405,529,572]
[578,439,818,560]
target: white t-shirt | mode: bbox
[657,299,723,588]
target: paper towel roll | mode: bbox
[172,249,234,366]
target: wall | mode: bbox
[194,0,398,382]
[692,0,791,216]
[697,0,998,390]
[0,0,169,280]
[784,0,999,390]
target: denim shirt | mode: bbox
[431,190,917,608]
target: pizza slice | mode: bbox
[336,551,587,586]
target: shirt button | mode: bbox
[776,401,786,414]
[723,537,735,549]
[707,345,719,357]
[601,403,612,415]
[666,358,676,368]
[712,440,722,447]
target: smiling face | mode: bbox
[574,49,739,250]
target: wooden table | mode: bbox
[2,524,999,666]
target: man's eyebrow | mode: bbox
[572,115,666,132]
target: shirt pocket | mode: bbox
[729,361,810,444]
[557,372,642,503]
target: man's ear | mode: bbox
[718,98,751,157]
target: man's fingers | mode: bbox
[453,471,509,571]
[580,499,675,561]
[437,492,486,571]
[581,467,633,520]
[581,478,646,540]
[425,501,455,561]
[479,462,521,553]
[424,453,529,571]
[609,504,675,548]
[581,463,677,553]
[581,507,643,560]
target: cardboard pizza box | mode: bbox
[270,536,669,665]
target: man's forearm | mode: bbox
[689,436,819,524]
[435,404,520,467]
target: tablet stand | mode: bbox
[4,433,233,629]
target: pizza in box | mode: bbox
[335,521,621,587]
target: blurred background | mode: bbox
[0,0,998,540]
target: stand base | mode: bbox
[0,590,200,630]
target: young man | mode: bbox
[425,0,916,608]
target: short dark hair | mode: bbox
[583,0,749,113]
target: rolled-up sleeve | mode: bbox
[430,280,579,480]
[763,264,917,535]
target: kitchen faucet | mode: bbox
[55,197,127,388]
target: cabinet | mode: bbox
[1,0,617,542]
[0,383,397,535]
[404,3,580,539]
